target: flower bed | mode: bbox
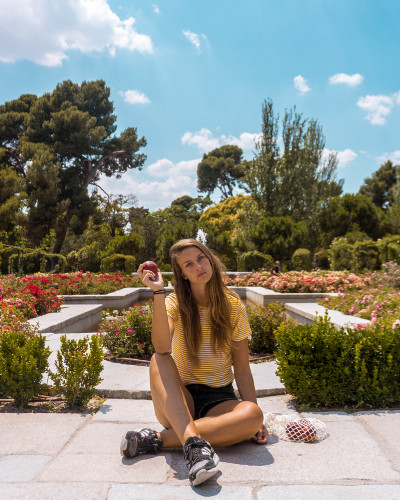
[225,270,363,293]
[320,262,400,329]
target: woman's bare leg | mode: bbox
[150,352,200,447]
[159,399,264,448]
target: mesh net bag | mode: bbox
[264,413,328,442]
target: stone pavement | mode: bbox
[1,335,400,499]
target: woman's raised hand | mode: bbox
[137,262,164,291]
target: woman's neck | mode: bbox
[190,284,209,307]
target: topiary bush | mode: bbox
[238,251,274,272]
[49,334,104,408]
[275,311,400,408]
[350,240,380,273]
[247,302,288,353]
[100,303,154,359]
[292,248,312,271]
[0,327,50,407]
[328,237,353,270]
[100,254,136,274]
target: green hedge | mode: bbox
[275,311,400,408]
[100,254,136,274]
[237,251,273,272]
[292,248,312,271]
[7,249,66,274]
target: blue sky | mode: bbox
[1,0,399,210]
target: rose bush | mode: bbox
[225,270,362,293]
[321,262,400,329]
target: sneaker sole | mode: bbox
[191,465,219,486]
[190,452,220,486]
[120,432,138,458]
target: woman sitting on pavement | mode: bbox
[120,238,268,486]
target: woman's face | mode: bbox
[176,246,213,285]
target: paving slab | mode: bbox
[0,414,89,454]
[257,485,400,499]
[92,399,159,423]
[108,483,254,499]
[201,417,400,485]
[1,483,109,500]
[38,454,169,483]
[354,411,400,472]
[0,455,51,482]
[60,421,163,455]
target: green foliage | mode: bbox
[0,329,50,407]
[101,303,154,359]
[247,302,287,353]
[8,249,66,274]
[329,237,354,270]
[245,99,343,225]
[359,160,398,209]
[313,249,329,269]
[100,254,136,274]
[329,238,380,272]
[197,145,246,199]
[275,312,400,408]
[292,248,312,271]
[351,240,380,273]
[0,80,147,254]
[238,251,273,271]
[49,334,104,407]
[377,235,400,265]
[250,216,309,263]
[319,193,384,246]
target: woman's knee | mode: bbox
[237,401,264,429]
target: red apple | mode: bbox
[298,419,317,442]
[286,421,302,441]
[143,261,159,280]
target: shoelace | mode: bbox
[186,444,212,466]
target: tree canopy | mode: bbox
[0,80,147,253]
[197,145,246,199]
[244,99,343,223]
[358,160,399,209]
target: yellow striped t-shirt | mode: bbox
[165,291,251,387]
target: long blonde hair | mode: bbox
[169,239,235,364]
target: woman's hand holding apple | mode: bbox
[138,261,164,291]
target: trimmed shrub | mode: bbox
[350,240,379,273]
[100,303,154,359]
[49,334,104,407]
[329,237,353,270]
[247,302,288,354]
[238,251,274,272]
[100,254,136,274]
[377,235,400,265]
[275,311,400,408]
[313,249,329,270]
[0,328,50,407]
[292,248,312,271]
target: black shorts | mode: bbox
[185,383,238,420]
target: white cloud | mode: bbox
[182,128,260,153]
[152,4,160,14]
[183,30,208,50]
[357,92,400,125]
[147,158,200,178]
[0,0,153,67]
[182,129,220,152]
[329,73,364,86]
[294,75,311,94]
[323,148,358,168]
[376,150,400,164]
[97,165,198,209]
[120,89,150,104]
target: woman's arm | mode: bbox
[232,338,268,444]
[232,338,257,403]
[137,263,173,354]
